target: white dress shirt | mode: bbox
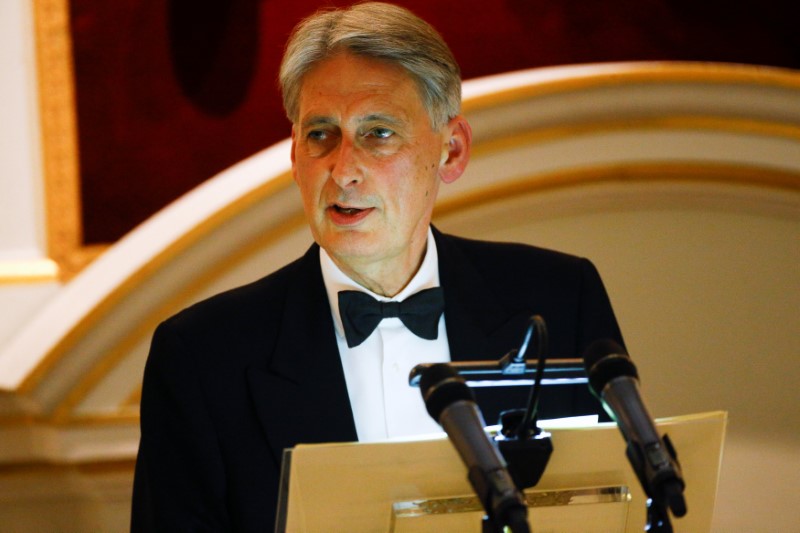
[320,228,451,442]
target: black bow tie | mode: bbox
[338,287,445,348]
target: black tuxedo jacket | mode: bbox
[131,229,623,531]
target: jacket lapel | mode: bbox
[246,245,357,460]
[435,228,534,363]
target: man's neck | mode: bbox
[325,228,431,297]
[329,250,426,297]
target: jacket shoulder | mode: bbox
[441,232,588,273]
[162,247,314,335]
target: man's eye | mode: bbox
[368,127,394,139]
[307,130,328,141]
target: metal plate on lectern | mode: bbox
[391,485,631,533]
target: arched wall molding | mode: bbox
[437,163,800,220]
[0,141,296,394]
[0,163,794,463]
[461,61,800,129]
[0,62,797,463]
[44,163,800,428]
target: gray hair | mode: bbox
[279,2,461,130]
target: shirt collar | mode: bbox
[320,227,441,340]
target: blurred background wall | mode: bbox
[1,0,798,530]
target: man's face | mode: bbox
[291,52,458,287]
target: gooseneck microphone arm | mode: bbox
[419,364,530,533]
[516,315,549,439]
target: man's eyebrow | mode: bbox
[360,113,403,126]
[300,116,336,129]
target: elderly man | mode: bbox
[132,3,624,531]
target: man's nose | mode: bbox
[329,137,363,187]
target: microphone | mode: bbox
[583,340,687,520]
[419,363,530,533]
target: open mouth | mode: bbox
[328,203,373,225]
[333,205,364,215]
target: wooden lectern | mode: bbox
[276,411,725,532]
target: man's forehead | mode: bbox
[296,87,423,129]
[295,52,429,124]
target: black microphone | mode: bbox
[419,363,530,533]
[583,339,687,520]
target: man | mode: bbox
[132,3,624,531]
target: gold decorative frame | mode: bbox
[32,0,104,281]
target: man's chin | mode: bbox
[320,232,388,264]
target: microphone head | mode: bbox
[419,363,475,421]
[582,339,638,395]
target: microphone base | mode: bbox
[495,409,553,490]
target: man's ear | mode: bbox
[438,115,472,184]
